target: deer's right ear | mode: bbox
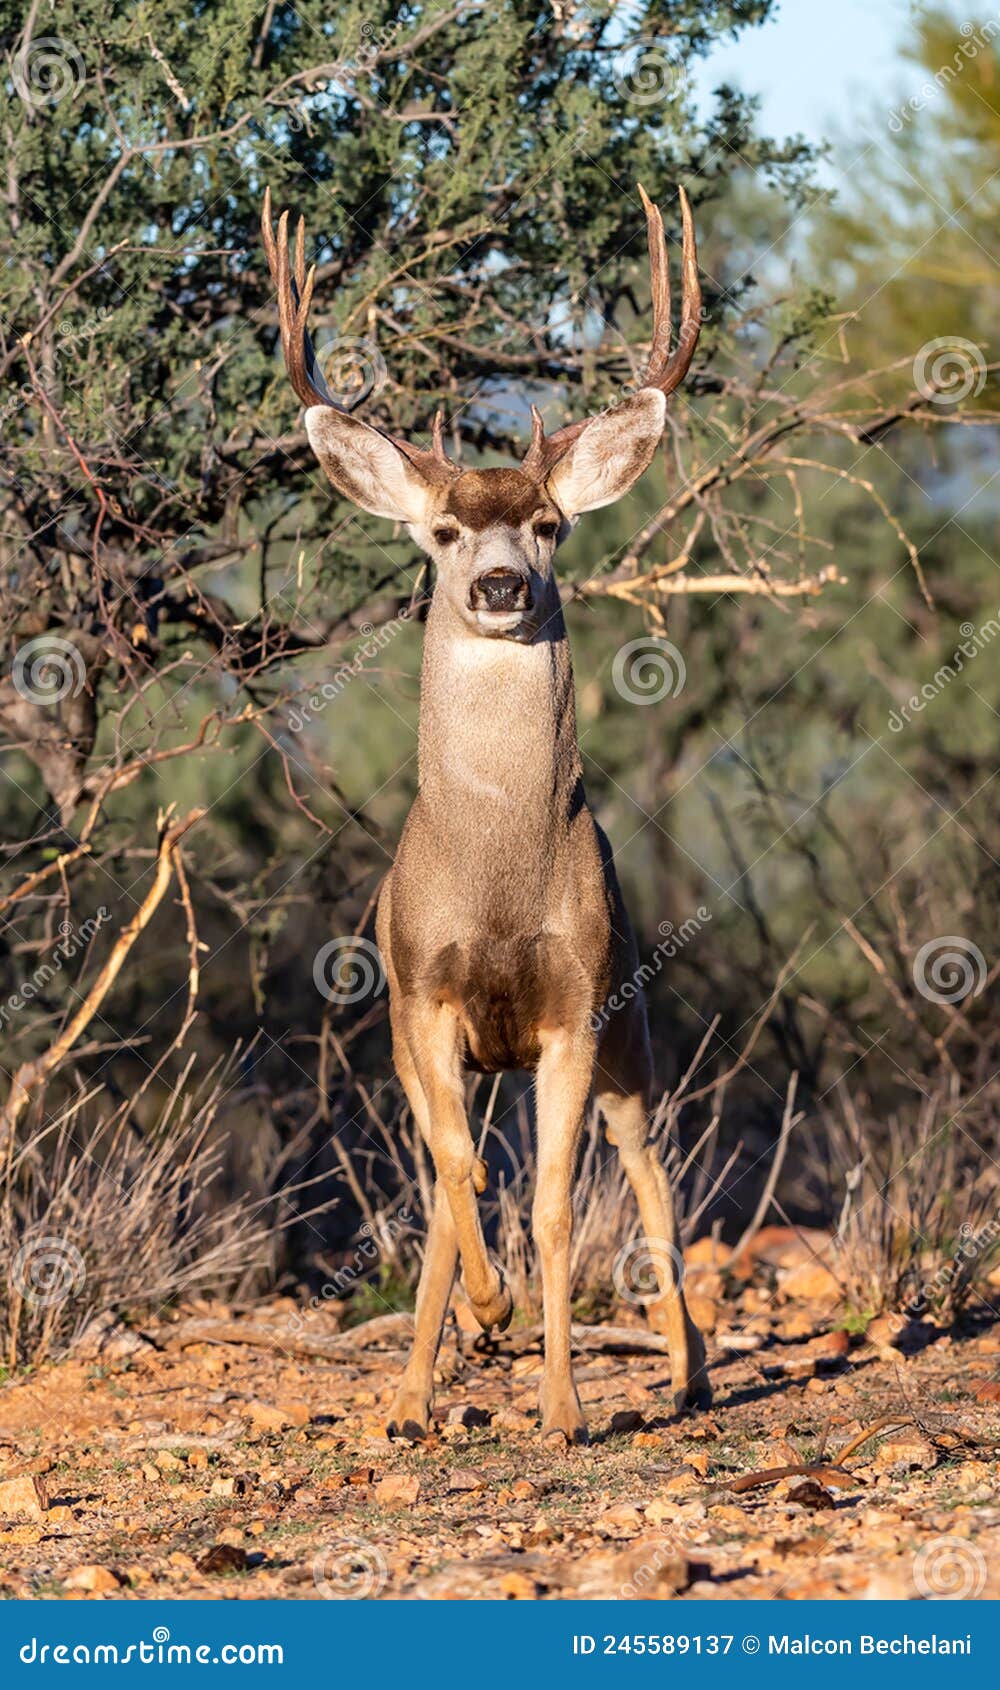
[305,407,432,524]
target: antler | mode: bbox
[261,187,460,484]
[520,184,701,482]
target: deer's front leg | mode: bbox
[532,1027,594,1445]
[406,1001,512,1332]
[386,1178,457,1439]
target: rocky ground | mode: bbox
[1,1230,998,1602]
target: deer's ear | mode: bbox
[545,389,667,518]
[305,407,432,523]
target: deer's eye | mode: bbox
[432,525,459,546]
[534,518,560,541]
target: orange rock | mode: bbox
[645,1497,680,1525]
[744,1225,835,1269]
[684,1237,728,1267]
[873,1433,937,1472]
[811,1327,850,1359]
[0,1525,43,1546]
[662,1470,700,1495]
[499,1570,539,1599]
[447,1469,486,1494]
[708,1503,745,1524]
[779,1260,841,1303]
[687,1267,725,1300]
[375,1474,420,1506]
[246,1401,294,1434]
[685,1291,719,1335]
[0,1476,48,1520]
[762,1440,801,1467]
[63,1564,121,1594]
[779,1310,817,1340]
[594,1504,643,1539]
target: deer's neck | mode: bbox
[417,592,582,833]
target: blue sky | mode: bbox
[691,0,928,163]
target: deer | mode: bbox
[262,183,711,1444]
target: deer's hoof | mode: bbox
[470,1280,513,1332]
[670,1371,713,1415]
[385,1392,431,1441]
[539,1385,588,1446]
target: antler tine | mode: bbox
[644,183,700,395]
[293,211,307,294]
[638,182,671,378]
[261,186,334,410]
[521,185,700,482]
[262,188,461,480]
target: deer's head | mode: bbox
[263,187,700,644]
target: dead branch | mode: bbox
[0,807,204,1147]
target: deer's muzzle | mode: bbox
[469,569,532,614]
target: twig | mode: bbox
[0,808,203,1146]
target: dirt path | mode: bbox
[1,1279,998,1602]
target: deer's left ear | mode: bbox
[545,389,667,518]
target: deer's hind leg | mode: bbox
[596,999,711,1414]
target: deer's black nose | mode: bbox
[469,570,532,613]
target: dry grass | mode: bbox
[818,1083,1000,1325]
[0,1057,333,1369]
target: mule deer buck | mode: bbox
[263,184,711,1442]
